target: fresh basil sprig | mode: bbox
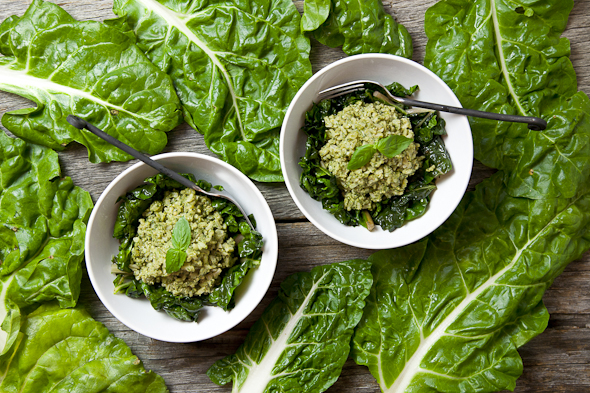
[166,217,191,273]
[347,135,414,170]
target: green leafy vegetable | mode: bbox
[351,172,590,392]
[111,0,312,181]
[347,135,414,170]
[350,1,590,391]
[0,0,182,163]
[165,217,191,273]
[207,259,373,392]
[236,221,264,258]
[301,0,331,32]
[300,83,451,231]
[165,249,186,274]
[207,257,259,311]
[137,281,203,322]
[424,0,587,199]
[347,144,377,170]
[0,302,168,392]
[376,135,414,158]
[301,0,413,57]
[0,131,93,355]
[112,173,263,321]
[171,217,191,250]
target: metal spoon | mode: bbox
[66,115,255,230]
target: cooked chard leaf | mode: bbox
[137,281,203,322]
[207,257,260,311]
[237,221,263,258]
[387,82,419,98]
[0,0,182,163]
[421,135,452,177]
[352,173,590,392]
[0,131,93,355]
[424,0,589,199]
[301,0,413,57]
[208,259,373,392]
[112,0,312,182]
[0,302,168,392]
[412,112,445,145]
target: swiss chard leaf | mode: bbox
[0,0,182,163]
[207,257,260,311]
[137,281,203,322]
[112,0,312,182]
[352,172,590,392]
[412,112,446,145]
[208,259,373,392]
[0,302,168,392]
[301,0,331,32]
[424,0,589,199]
[301,0,413,57]
[387,82,419,98]
[421,135,453,177]
[0,131,93,355]
[237,222,264,258]
[353,2,590,388]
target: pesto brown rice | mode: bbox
[319,101,423,211]
[129,188,236,297]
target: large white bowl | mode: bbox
[280,54,473,249]
[85,152,278,342]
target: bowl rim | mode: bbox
[85,151,278,342]
[280,53,473,249]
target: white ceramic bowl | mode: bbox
[85,152,278,342]
[280,54,473,249]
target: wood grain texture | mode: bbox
[1,0,589,392]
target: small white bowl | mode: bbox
[280,54,473,249]
[85,152,278,342]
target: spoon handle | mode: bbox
[396,97,547,131]
[66,115,255,230]
[66,115,202,192]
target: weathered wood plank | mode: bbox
[1,0,589,392]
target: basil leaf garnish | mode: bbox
[171,217,191,250]
[166,217,191,273]
[347,144,377,170]
[348,134,413,171]
[376,135,413,158]
[166,248,187,274]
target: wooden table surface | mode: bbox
[1,0,589,391]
